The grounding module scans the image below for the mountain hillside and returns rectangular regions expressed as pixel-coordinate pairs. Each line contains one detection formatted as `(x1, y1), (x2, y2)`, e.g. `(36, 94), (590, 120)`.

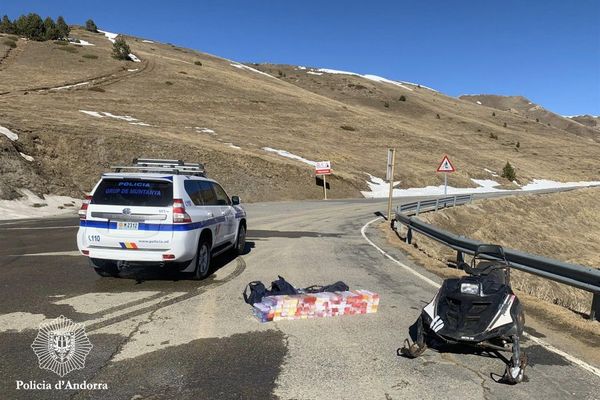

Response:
(567, 115), (600, 131)
(1, 27), (599, 202)
(459, 94), (599, 140)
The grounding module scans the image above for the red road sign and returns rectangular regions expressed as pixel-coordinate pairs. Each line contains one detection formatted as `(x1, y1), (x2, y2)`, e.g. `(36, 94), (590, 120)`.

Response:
(436, 155), (456, 173)
(315, 161), (332, 175)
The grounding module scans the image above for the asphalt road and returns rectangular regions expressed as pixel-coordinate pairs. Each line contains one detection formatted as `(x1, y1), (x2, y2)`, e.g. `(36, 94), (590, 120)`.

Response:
(1, 195), (599, 399)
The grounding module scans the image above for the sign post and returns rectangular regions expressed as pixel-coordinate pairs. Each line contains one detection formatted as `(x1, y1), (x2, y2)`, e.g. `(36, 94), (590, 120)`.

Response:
(386, 148), (396, 221)
(315, 161), (332, 200)
(436, 155), (456, 195)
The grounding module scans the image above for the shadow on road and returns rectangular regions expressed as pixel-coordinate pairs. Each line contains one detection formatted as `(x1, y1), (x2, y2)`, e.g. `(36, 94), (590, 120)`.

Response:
(247, 229), (342, 239)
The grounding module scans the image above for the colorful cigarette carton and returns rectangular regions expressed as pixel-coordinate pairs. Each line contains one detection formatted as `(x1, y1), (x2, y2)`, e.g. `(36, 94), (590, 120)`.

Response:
(252, 290), (380, 322)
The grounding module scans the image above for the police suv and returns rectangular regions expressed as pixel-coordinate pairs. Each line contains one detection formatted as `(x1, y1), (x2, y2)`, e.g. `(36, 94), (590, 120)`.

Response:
(77, 158), (247, 279)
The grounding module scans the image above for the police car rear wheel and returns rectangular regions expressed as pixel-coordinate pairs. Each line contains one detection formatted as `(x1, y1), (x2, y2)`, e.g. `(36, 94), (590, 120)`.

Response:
(194, 240), (211, 280)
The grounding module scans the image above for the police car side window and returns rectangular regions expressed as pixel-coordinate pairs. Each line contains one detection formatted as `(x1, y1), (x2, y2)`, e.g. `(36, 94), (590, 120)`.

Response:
(197, 181), (219, 206)
(184, 180), (204, 206)
(212, 183), (231, 206)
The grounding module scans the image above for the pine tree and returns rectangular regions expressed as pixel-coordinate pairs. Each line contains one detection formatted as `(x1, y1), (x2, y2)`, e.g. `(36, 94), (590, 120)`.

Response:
(0, 15), (14, 34)
(85, 19), (98, 32)
(43, 17), (59, 41)
(501, 162), (516, 181)
(56, 16), (69, 39)
(15, 13), (45, 41)
(112, 36), (131, 60)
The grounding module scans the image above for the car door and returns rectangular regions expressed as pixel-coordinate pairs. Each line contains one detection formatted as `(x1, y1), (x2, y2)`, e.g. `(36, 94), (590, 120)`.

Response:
(211, 182), (236, 243)
(195, 180), (227, 245)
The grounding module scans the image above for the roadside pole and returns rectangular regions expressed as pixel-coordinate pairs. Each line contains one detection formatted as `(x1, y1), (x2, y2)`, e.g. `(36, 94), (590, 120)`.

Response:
(386, 148), (396, 221)
(323, 174), (327, 200)
(444, 172), (448, 195)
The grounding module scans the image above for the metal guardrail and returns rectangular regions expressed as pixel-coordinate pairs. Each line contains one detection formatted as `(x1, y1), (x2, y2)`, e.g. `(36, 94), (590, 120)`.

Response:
(396, 194), (473, 215)
(393, 196), (600, 322)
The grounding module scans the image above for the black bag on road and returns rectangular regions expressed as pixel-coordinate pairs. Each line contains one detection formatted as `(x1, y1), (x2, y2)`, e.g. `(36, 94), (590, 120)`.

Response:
(243, 276), (349, 305)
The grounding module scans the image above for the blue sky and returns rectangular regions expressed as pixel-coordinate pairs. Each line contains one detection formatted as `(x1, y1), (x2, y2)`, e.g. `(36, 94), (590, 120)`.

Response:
(4, 1), (599, 115)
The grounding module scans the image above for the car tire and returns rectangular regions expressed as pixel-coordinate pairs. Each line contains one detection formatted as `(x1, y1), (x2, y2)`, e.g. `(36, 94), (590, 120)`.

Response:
(194, 239), (211, 280)
(234, 224), (246, 255)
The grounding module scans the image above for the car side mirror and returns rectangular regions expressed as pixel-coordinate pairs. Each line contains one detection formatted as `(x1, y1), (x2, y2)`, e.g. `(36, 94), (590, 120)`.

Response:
(231, 196), (240, 205)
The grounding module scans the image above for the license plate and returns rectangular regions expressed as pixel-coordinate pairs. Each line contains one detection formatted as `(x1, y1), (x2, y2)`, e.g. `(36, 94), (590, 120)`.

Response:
(117, 221), (139, 230)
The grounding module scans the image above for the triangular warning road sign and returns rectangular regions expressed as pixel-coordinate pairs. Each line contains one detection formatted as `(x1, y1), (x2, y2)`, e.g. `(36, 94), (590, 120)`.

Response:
(436, 155), (456, 172)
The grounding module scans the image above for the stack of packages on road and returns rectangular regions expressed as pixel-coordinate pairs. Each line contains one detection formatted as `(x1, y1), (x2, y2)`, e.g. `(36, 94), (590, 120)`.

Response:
(252, 290), (379, 322)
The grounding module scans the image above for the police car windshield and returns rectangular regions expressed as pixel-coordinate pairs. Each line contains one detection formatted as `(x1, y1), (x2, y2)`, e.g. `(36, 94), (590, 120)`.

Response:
(92, 179), (173, 207)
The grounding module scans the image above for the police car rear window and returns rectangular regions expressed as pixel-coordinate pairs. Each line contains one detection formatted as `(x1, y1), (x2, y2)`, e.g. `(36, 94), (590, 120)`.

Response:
(92, 179), (173, 207)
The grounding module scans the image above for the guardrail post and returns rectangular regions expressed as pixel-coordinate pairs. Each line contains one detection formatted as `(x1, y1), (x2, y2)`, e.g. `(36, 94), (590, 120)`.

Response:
(591, 293), (600, 322)
(435, 199), (439, 211)
(453, 196), (457, 207)
(415, 201), (421, 216)
(469, 194), (473, 203)
(406, 227), (412, 244)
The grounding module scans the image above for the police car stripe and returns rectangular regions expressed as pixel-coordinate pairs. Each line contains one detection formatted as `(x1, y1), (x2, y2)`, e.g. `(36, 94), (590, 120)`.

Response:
(80, 217), (226, 232)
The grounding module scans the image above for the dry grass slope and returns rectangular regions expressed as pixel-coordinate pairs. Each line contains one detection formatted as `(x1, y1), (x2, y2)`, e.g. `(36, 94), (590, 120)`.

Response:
(1, 28), (599, 202)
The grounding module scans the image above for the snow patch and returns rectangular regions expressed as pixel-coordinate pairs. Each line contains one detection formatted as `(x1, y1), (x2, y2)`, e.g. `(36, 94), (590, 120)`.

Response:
(226, 143), (241, 150)
(315, 68), (438, 91)
(98, 29), (118, 43)
(80, 110), (150, 126)
(79, 110), (103, 118)
(128, 53), (141, 63)
(230, 63), (276, 79)
(0, 126), (18, 141)
(262, 147), (317, 167)
(398, 81), (438, 92)
(483, 168), (499, 177)
(361, 175), (600, 198)
(101, 112), (138, 122)
(362, 74), (413, 91)
(51, 82), (90, 91)
(127, 68), (139, 72)
(142, 40), (154, 43)
(476, 101), (482, 105)
(0, 189), (81, 220)
(317, 68), (359, 75)
(195, 127), (216, 135)
(307, 71), (323, 75)
(297, 66), (307, 70)
(70, 39), (94, 46)
(19, 152), (34, 162)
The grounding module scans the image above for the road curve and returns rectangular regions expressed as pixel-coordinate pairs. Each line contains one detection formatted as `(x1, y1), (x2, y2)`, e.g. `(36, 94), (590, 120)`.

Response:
(0, 196), (598, 400)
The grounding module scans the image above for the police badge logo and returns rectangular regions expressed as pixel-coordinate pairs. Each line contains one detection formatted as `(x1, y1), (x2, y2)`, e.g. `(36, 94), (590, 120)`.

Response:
(31, 315), (93, 377)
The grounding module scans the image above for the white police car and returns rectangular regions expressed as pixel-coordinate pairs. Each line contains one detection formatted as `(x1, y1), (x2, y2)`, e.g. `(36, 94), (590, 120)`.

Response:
(77, 158), (247, 279)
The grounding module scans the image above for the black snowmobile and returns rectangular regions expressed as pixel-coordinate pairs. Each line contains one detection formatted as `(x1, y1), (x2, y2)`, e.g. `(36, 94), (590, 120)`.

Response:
(400, 244), (527, 384)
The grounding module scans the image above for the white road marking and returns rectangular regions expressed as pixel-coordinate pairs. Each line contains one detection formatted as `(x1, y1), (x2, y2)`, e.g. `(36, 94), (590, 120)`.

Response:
(361, 216), (600, 378)
(361, 217), (440, 288)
